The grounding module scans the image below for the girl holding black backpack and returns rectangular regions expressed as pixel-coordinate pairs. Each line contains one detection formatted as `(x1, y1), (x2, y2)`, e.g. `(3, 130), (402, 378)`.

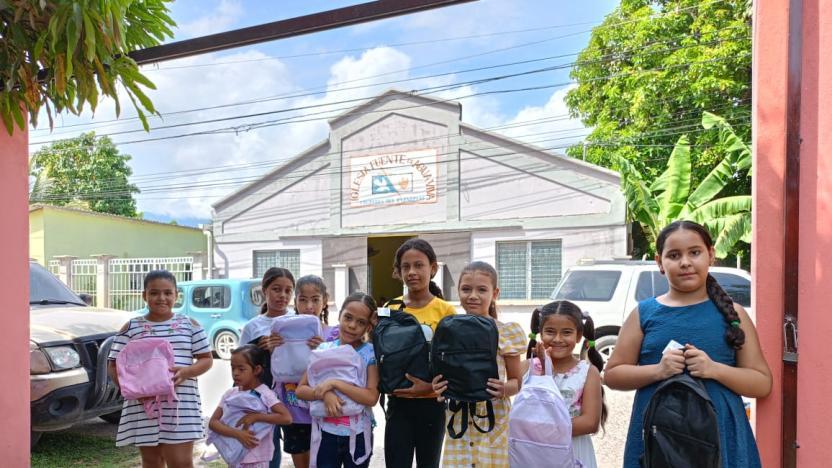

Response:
(431, 261), (526, 468)
(604, 221), (771, 468)
(381, 239), (456, 468)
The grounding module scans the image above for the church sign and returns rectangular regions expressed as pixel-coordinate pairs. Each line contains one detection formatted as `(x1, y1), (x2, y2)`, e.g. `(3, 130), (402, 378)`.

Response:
(349, 148), (438, 207)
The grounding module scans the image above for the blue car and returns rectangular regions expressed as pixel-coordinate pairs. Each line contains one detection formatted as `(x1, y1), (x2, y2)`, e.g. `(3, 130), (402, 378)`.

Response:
(138, 279), (264, 359)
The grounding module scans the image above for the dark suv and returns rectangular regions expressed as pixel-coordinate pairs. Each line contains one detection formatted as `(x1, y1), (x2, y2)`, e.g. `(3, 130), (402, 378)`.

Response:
(29, 261), (130, 445)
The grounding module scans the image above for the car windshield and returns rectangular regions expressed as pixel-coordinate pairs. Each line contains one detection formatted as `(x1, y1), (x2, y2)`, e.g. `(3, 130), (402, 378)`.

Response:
(29, 263), (86, 306)
(553, 270), (621, 301)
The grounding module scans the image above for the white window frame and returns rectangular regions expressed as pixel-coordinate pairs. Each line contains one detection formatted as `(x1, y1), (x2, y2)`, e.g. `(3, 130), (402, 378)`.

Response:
(252, 249), (301, 279)
(496, 239), (562, 300)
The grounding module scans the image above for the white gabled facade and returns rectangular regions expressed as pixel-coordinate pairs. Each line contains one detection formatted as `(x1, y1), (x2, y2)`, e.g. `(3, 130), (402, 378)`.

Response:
(212, 90), (627, 305)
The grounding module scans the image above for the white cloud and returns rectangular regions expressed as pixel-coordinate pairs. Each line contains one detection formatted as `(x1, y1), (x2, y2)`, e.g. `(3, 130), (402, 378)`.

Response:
(175, 0), (244, 39)
(27, 41), (586, 221)
(495, 85), (587, 153)
(133, 47), (416, 219)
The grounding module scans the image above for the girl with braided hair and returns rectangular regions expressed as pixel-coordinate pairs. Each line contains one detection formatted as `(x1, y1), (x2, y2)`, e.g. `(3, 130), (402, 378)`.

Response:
(605, 220), (771, 468)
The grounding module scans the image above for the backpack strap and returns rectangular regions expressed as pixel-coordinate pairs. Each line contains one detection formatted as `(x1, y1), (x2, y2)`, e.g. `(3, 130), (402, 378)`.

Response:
(385, 299), (407, 312)
(347, 412), (372, 465)
(445, 400), (469, 439)
(379, 393), (387, 417)
(470, 400), (496, 434)
(310, 417), (322, 468)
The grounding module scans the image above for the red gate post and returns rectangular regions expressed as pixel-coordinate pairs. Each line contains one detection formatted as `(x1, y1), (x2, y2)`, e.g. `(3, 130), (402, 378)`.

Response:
(0, 123), (31, 465)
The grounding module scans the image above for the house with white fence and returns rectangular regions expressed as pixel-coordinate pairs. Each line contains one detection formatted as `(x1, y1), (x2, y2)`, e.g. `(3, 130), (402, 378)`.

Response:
(31, 204), (209, 309)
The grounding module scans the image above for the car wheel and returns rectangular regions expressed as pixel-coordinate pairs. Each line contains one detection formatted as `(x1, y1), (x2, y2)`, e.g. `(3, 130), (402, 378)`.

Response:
(595, 334), (618, 365)
(100, 410), (122, 424)
(31, 431), (42, 447)
(214, 331), (238, 360)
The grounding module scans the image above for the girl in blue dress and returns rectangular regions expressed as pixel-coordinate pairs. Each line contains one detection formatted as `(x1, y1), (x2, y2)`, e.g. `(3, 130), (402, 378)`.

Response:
(604, 220), (772, 467)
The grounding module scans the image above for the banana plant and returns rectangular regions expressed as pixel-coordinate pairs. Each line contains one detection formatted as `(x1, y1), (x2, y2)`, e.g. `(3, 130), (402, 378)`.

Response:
(618, 112), (751, 258)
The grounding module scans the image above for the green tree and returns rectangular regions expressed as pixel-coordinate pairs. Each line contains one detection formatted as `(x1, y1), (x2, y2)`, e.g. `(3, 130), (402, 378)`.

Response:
(619, 112), (751, 258)
(565, 0), (751, 192)
(30, 132), (140, 217)
(0, 0), (175, 133)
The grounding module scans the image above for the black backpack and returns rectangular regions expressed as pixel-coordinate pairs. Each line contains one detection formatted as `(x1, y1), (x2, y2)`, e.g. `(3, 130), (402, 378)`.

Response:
(431, 314), (499, 439)
(642, 373), (722, 468)
(372, 300), (432, 394)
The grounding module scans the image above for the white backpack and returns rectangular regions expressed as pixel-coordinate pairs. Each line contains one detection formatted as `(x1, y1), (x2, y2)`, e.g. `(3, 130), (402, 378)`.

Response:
(271, 315), (322, 383)
(306, 344), (372, 468)
(205, 391), (272, 466)
(508, 356), (581, 468)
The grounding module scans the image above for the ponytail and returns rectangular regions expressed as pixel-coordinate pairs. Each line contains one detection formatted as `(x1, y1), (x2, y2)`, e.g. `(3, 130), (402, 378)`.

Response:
(526, 308), (542, 359)
(321, 303), (329, 325)
(428, 280), (444, 300)
(582, 312), (608, 430)
(488, 301), (498, 320)
(581, 313), (604, 373)
(706, 274), (745, 350)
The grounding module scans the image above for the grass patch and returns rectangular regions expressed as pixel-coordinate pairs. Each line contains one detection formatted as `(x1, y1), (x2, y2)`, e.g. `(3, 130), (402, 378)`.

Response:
(32, 432), (139, 468)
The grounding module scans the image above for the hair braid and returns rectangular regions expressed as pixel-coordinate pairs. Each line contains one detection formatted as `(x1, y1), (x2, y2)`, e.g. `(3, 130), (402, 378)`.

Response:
(706, 274), (745, 349)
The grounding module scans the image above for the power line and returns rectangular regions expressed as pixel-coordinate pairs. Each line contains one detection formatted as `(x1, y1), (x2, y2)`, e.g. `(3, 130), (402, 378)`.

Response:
(31, 0), (740, 135)
(30, 99), (750, 193)
(31, 28), (747, 142)
(30, 110), (750, 203)
(105, 53), (750, 147)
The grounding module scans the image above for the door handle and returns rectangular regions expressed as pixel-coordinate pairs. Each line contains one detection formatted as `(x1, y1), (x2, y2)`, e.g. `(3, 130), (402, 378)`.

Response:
(210, 314), (221, 319)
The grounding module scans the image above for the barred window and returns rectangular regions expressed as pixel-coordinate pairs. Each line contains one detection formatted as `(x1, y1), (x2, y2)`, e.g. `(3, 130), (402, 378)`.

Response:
(253, 250), (301, 279)
(496, 240), (563, 300)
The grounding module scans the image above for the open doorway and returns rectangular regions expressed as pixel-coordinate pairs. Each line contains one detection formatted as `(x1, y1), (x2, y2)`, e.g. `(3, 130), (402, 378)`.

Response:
(367, 235), (414, 305)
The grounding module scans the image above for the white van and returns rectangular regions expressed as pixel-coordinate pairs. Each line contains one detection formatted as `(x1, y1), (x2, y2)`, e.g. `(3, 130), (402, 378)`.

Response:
(548, 260), (752, 363)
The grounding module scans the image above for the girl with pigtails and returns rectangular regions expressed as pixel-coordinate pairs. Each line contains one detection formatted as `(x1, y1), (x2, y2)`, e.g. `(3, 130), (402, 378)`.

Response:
(523, 301), (607, 468)
(604, 220), (771, 468)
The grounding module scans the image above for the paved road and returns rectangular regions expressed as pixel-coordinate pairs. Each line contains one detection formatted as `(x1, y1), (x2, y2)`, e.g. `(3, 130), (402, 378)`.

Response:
(196, 362), (389, 467)
(67, 353), (635, 468)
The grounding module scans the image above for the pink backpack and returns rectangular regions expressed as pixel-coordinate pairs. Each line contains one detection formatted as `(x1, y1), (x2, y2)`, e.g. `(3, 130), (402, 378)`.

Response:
(306, 344), (372, 468)
(508, 356), (581, 467)
(116, 332), (178, 423)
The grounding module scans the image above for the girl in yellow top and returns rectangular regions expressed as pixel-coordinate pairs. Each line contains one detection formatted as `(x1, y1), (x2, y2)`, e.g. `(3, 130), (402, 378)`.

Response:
(384, 238), (455, 468)
(432, 261), (526, 468)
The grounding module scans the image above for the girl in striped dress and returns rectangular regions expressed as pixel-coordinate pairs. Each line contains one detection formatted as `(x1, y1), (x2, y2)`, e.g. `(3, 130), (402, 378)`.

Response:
(107, 270), (213, 467)
(432, 261), (526, 468)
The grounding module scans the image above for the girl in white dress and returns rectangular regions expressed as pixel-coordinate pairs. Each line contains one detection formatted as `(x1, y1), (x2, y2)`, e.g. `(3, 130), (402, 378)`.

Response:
(523, 301), (607, 468)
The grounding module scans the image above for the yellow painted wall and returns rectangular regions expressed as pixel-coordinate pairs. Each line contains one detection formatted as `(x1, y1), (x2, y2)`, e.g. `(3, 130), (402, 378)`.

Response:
(29, 209), (45, 264)
(30, 206), (205, 264)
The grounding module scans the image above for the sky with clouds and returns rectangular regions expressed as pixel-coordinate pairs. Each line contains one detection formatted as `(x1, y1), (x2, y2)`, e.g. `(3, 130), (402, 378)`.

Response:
(28, 0), (619, 224)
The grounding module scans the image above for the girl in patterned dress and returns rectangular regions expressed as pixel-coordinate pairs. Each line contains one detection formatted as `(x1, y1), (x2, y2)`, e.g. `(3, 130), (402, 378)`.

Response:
(523, 301), (607, 468)
(107, 270), (214, 468)
(432, 261), (526, 468)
